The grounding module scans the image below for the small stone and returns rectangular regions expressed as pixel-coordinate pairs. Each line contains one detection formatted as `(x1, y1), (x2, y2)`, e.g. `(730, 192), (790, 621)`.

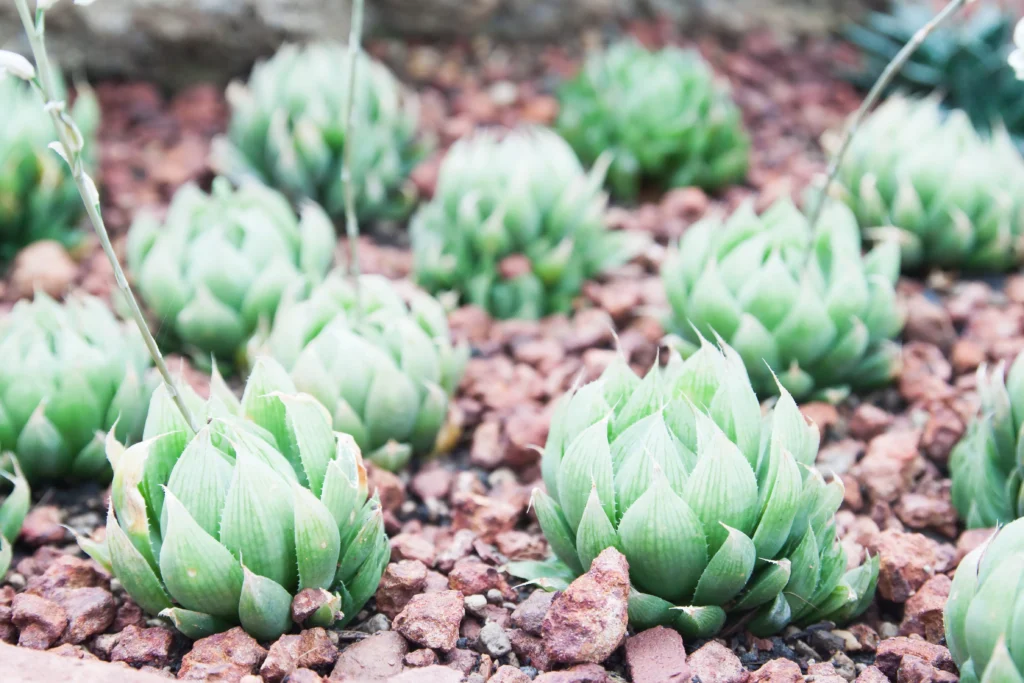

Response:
(448, 558), (516, 600)
(490, 665), (532, 683)
(366, 464), (405, 513)
(852, 431), (924, 503)
(848, 404), (894, 441)
(495, 531), (547, 560)
(56, 587), (115, 644)
(542, 548), (629, 665)
(625, 626), (690, 683)
(750, 659), (801, 682)
(111, 624), (175, 668)
(478, 622), (511, 657)
(260, 628), (337, 683)
(12, 593), (68, 649)
(292, 588), (336, 626)
(178, 627), (268, 680)
(283, 670), (324, 683)
(355, 613), (392, 634)
(25, 555), (108, 598)
(904, 294), (955, 350)
(855, 666), (889, 683)
(393, 590), (465, 651)
(866, 530), (952, 603)
(411, 464), (456, 501)
(10, 241), (77, 299)
(508, 628), (550, 672)
(534, 663), (609, 683)
(405, 649), (439, 667)
(329, 630), (407, 681)
(954, 528), (994, 567)
(389, 665), (466, 683)
(18, 506), (68, 547)
(464, 594), (488, 617)
(849, 624), (880, 652)
(686, 641), (746, 683)
(874, 637), (956, 679)
(511, 590), (554, 636)
(897, 654), (958, 683)
(377, 560), (428, 620)
(47, 643), (99, 660)
(900, 574), (951, 643)
(391, 534), (437, 567)
(445, 648), (479, 675)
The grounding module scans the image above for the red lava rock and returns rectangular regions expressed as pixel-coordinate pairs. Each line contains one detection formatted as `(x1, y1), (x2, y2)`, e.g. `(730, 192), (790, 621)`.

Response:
(849, 624), (881, 653)
(511, 590), (554, 636)
(12, 593), (68, 649)
(848, 404), (895, 441)
(625, 626), (691, 683)
(411, 464), (456, 501)
(807, 662), (846, 683)
(389, 664), (465, 683)
(950, 339), (986, 375)
(817, 438), (863, 475)
(404, 648), (439, 667)
(393, 589), (465, 651)
(450, 492), (521, 542)
(852, 431), (925, 503)
(25, 555), (108, 598)
(282, 670), (324, 683)
(377, 560), (429, 620)
(112, 599), (147, 631)
(750, 658), (801, 682)
(57, 587), (116, 644)
(855, 666), (889, 683)
(178, 627), (267, 681)
(48, 642), (100, 660)
(534, 663), (610, 683)
(444, 647), (479, 676)
(686, 641), (747, 683)
(110, 624), (175, 668)
(508, 628), (551, 671)
(390, 533), (437, 567)
(329, 630), (407, 681)
(894, 492), (958, 538)
(896, 655), (959, 682)
(495, 530), (547, 560)
(366, 464), (405, 514)
(900, 575), (952, 643)
(503, 407), (550, 468)
(491, 665), (533, 683)
(448, 557), (517, 600)
(292, 588), (336, 626)
(18, 506), (68, 546)
(471, 420), (505, 469)
(435, 529), (477, 574)
(801, 402), (839, 438)
(954, 527), (995, 568)
(866, 530), (954, 602)
(9, 241), (77, 299)
(874, 637), (957, 679)
(919, 405), (966, 466)
(260, 628), (337, 683)
(904, 294), (956, 350)
(542, 548), (629, 665)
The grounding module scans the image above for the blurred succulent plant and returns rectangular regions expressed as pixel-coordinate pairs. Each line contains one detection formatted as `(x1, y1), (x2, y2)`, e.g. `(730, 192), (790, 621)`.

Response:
(411, 127), (637, 319)
(0, 73), (99, 260)
(0, 456), (30, 578)
(126, 177), (335, 363)
(211, 42), (424, 222)
(662, 198), (903, 401)
(845, 2), (1024, 143)
(0, 293), (156, 483)
(831, 95), (1024, 272)
(950, 355), (1024, 528)
(1011, 17), (1024, 78)
(513, 341), (878, 638)
(945, 518), (1024, 683)
(556, 40), (749, 201)
(250, 272), (468, 471)
(80, 358), (389, 640)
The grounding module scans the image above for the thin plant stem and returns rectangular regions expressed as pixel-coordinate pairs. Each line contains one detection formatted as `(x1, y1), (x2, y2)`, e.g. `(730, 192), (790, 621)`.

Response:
(13, 0), (200, 434)
(342, 0), (365, 318)
(807, 0), (969, 231)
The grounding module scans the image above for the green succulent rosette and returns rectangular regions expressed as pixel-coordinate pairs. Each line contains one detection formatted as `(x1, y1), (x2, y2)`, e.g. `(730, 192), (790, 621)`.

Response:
(950, 355), (1024, 528)
(0, 293), (156, 483)
(0, 74), (99, 260)
(556, 40), (749, 201)
(514, 340), (879, 638)
(250, 272), (469, 472)
(411, 127), (636, 319)
(832, 95), (1024, 272)
(662, 198), (904, 401)
(126, 177), (335, 363)
(212, 42), (424, 222)
(945, 519), (1024, 683)
(0, 455), (30, 578)
(79, 358), (389, 641)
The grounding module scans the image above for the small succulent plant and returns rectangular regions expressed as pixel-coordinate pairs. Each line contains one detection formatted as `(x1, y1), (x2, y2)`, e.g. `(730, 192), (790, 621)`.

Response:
(212, 42), (424, 222)
(662, 198), (904, 400)
(0, 74), (99, 260)
(950, 355), (1024, 528)
(945, 518), (1024, 683)
(831, 94), (1024, 272)
(80, 358), (390, 641)
(0, 293), (156, 483)
(0, 456), (30, 578)
(250, 272), (469, 471)
(516, 340), (879, 638)
(556, 40), (749, 201)
(126, 177), (335, 363)
(411, 127), (636, 319)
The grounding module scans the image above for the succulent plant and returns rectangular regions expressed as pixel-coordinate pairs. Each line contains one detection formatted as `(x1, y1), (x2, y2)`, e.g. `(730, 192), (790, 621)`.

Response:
(0, 456), (30, 578)
(945, 518), (1024, 683)
(126, 177), (335, 363)
(411, 127), (636, 319)
(79, 358), (390, 641)
(516, 340), (879, 638)
(0, 73), (99, 260)
(831, 94), (1024, 272)
(250, 271), (469, 471)
(556, 40), (750, 201)
(212, 42), (424, 222)
(661, 198), (904, 401)
(0, 293), (156, 483)
(845, 2), (1024, 143)
(950, 355), (1024, 528)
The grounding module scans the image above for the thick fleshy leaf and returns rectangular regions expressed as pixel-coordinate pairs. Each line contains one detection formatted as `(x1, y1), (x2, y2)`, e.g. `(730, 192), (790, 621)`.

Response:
(980, 639), (1024, 683)
(0, 460), (30, 542)
(532, 489), (584, 575)
(160, 608), (234, 639)
(280, 392), (335, 496)
(557, 418), (615, 532)
(751, 448), (802, 560)
(575, 487), (621, 572)
(293, 483), (342, 591)
(733, 559), (792, 611)
(627, 588), (677, 631)
(164, 427), (233, 538)
(238, 566), (294, 641)
(672, 605), (727, 639)
(104, 507), (173, 616)
(965, 550), (1024, 677)
(748, 592), (793, 637)
(692, 525), (756, 606)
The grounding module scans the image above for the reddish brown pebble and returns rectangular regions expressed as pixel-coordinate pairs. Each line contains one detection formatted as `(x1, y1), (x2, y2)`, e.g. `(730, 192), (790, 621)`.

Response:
(848, 404), (894, 441)
(329, 630), (407, 681)
(874, 637), (956, 679)
(292, 588), (335, 626)
(110, 624), (175, 669)
(178, 627), (267, 680)
(393, 590), (465, 651)
(900, 575), (952, 643)
(404, 649), (439, 667)
(18, 506), (68, 547)
(855, 666), (890, 682)
(491, 665), (532, 683)
(750, 658), (801, 682)
(866, 530), (953, 603)
(260, 628), (337, 683)
(534, 663), (610, 682)
(448, 557), (516, 600)
(11, 593), (68, 650)
(897, 654), (959, 682)
(57, 587), (116, 644)
(376, 560), (429, 620)
(625, 626), (690, 683)
(852, 431), (924, 503)
(389, 665), (465, 683)
(510, 590), (554, 636)
(390, 533), (437, 567)
(686, 641), (747, 683)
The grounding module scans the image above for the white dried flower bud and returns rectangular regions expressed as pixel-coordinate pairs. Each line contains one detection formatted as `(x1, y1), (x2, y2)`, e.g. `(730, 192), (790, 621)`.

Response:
(0, 51), (36, 81)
